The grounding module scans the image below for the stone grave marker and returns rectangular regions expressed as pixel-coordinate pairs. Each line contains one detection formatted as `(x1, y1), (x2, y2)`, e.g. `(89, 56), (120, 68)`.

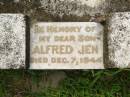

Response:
(0, 14), (26, 69)
(108, 12), (130, 68)
(30, 22), (104, 69)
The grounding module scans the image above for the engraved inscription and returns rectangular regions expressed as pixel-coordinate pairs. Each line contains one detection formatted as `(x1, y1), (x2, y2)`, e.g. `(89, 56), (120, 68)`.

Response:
(30, 22), (104, 69)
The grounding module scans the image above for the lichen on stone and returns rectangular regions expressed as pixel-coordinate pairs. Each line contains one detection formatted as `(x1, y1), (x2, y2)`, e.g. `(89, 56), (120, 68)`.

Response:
(108, 12), (130, 68)
(40, 0), (110, 18)
(0, 14), (26, 69)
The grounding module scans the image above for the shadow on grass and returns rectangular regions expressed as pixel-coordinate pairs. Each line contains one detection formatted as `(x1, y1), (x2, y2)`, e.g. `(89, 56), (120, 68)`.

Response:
(0, 69), (130, 97)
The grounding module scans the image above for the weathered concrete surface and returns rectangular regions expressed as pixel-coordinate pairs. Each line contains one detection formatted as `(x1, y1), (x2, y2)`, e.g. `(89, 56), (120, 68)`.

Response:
(108, 12), (130, 68)
(109, 0), (130, 12)
(0, 1), (130, 69)
(0, 14), (26, 69)
(40, 0), (109, 17)
(0, 0), (130, 22)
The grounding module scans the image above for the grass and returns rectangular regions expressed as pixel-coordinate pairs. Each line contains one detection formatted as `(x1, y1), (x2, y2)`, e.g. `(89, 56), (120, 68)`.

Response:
(0, 69), (130, 97)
